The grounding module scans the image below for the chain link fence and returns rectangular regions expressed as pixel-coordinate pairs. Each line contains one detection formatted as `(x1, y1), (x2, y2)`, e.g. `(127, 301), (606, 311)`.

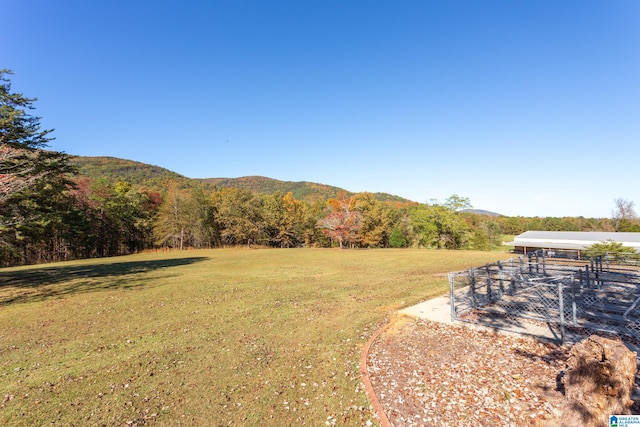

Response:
(449, 251), (640, 348)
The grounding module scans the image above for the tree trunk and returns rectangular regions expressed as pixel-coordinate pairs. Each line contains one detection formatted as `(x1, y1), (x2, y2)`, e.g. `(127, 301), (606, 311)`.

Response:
(561, 335), (637, 427)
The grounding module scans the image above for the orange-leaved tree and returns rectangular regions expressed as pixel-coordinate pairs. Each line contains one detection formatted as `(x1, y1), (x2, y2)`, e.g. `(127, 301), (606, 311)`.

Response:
(316, 191), (362, 249)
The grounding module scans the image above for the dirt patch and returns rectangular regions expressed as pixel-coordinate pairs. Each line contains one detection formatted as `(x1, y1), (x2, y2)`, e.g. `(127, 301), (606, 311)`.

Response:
(366, 318), (571, 426)
(382, 316), (414, 337)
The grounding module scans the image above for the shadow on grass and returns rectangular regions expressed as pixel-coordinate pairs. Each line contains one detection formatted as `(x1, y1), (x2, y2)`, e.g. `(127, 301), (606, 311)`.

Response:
(0, 257), (208, 305)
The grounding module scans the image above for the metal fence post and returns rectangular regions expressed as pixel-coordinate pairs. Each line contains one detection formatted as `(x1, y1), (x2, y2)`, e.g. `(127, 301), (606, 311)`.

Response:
(519, 255), (524, 275)
(498, 260), (505, 294)
(448, 272), (456, 322)
(577, 269), (582, 287)
(486, 264), (493, 303)
(509, 272), (516, 295)
(585, 265), (590, 288)
(558, 281), (566, 344)
(470, 268), (477, 308)
(570, 274), (577, 327)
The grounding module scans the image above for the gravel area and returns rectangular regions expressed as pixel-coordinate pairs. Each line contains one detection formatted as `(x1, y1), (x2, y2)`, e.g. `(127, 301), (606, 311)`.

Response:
(366, 317), (570, 426)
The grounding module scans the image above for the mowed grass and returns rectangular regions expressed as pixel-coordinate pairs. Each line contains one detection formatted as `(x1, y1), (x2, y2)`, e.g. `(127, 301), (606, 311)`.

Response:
(0, 248), (511, 426)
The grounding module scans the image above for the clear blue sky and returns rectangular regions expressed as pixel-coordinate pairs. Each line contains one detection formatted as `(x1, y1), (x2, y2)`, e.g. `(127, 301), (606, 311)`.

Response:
(3, 0), (639, 218)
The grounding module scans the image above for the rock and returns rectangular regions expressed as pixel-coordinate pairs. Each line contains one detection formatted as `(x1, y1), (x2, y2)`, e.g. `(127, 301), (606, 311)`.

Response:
(559, 335), (637, 427)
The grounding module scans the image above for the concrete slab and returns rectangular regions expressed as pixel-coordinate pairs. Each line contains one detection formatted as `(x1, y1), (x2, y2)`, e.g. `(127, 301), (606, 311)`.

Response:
(399, 295), (453, 323)
(399, 295), (640, 356)
(399, 294), (573, 343)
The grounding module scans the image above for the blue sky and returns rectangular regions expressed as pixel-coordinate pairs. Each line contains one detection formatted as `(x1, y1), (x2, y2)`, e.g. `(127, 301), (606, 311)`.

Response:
(3, 0), (639, 218)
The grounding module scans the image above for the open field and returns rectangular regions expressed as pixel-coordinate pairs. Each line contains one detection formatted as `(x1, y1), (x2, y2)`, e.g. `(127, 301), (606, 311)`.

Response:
(0, 248), (511, 426)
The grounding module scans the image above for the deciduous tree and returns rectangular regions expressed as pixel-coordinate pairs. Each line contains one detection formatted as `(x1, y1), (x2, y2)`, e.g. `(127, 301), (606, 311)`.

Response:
(410, 196), (471, 249)
(353, 192), (397, 248)
(612, 198), (640, 232)
(317, 192), (362, 249)
(388, 226), (408, 248)
(213, 187), (263, 247)
(262, 192), (307, 247)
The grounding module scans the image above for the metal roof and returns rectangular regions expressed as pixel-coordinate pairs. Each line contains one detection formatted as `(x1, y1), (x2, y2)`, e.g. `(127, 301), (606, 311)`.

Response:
(506, 231), (640, 251)
(504, 241), (599, 250)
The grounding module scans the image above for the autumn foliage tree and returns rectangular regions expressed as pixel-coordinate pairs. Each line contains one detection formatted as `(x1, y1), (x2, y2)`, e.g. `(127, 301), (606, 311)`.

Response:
(153, 182), (188, 250)
(353, 192), (399, 248)
(261, 192), (308, 247)
(316, 192), (362, 248)
(213, 187), (263, 247)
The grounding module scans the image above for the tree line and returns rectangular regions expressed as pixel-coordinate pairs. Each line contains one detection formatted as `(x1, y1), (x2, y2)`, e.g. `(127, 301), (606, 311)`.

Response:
(2, 69), (638, 266)
(2, 169), (633, 266)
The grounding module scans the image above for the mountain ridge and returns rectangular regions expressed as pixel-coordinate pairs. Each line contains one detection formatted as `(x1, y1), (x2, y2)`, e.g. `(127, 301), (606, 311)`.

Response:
(460, 208), (503, 217)
(70, 156), (413, 204)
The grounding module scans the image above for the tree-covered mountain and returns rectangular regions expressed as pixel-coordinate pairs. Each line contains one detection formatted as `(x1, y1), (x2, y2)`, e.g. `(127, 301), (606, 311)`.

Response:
(70, 156), (191, 189)
(197, 176), (346, 203)
(198, 176), (409, 204)
(71, 156), (412, 204)
(460, 209), (503, 217)
(4, 154), (623, 267)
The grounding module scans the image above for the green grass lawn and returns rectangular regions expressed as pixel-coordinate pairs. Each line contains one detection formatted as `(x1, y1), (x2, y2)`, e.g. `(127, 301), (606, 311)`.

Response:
(0, 248), (510, 426)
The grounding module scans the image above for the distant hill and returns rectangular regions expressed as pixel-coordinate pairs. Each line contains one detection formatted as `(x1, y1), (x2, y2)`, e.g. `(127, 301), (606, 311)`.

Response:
(460, 209), (503, 217)
(197, 176), (344, 203)
(70, 156), (191, 189)
(70, 156), (413, 204)
(198, 176), (410, 204)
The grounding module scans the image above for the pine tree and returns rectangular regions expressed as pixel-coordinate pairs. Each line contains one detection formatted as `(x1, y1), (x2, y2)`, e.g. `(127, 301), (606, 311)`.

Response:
(0, 69), (75, 202)
(0, 70), (76, 264)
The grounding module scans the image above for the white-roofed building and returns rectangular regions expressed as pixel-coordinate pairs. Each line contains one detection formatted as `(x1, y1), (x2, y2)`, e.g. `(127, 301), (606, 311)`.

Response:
(504, 231), (640, 257)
